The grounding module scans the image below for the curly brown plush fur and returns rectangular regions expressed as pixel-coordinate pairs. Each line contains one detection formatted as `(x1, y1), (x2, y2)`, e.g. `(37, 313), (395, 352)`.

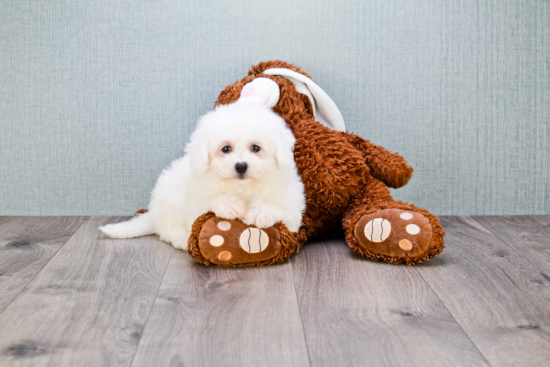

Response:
(185, 60), (445, 266)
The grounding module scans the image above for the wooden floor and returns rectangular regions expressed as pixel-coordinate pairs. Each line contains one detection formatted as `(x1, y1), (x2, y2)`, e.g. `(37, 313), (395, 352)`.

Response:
(0, 216), (549, 367)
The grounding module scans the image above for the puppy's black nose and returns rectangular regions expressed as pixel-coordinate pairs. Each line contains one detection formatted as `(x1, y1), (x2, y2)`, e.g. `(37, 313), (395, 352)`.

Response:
(235, 162), (248, 174)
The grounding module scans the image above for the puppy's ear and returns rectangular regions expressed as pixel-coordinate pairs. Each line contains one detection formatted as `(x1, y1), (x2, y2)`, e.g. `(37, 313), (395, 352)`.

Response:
(185, 129), (210, 172)
(275, 128), (296, 169)
(188, 145), (209, 172)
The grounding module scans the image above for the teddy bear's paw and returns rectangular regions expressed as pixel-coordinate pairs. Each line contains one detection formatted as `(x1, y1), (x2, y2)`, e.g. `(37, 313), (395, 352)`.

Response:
(197, 217), (282, 266)
(354, 209), (433, 260)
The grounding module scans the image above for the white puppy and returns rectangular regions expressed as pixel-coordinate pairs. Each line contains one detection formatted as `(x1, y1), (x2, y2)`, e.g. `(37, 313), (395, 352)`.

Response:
(99, 101), (305, 250)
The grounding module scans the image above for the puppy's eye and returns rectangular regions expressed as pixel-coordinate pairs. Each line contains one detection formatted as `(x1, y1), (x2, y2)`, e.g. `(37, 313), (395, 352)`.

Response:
(251, 145), (261, 153)
(221, 146), (232, 153)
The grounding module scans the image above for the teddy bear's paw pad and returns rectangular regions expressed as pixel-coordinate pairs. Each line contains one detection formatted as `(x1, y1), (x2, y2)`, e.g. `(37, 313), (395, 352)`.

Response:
(354, 209), (432, 258)
(198, 217), (282, 265)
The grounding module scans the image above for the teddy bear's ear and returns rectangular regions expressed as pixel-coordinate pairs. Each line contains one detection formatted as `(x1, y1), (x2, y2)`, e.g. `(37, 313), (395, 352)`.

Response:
(238, 78), (280, 108)
(263, 68), (346, 132)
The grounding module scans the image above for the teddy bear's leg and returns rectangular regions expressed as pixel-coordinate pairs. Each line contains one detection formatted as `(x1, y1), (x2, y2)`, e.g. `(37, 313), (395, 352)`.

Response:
(187, 212), (304, 266)
(342, 178), (445, 264)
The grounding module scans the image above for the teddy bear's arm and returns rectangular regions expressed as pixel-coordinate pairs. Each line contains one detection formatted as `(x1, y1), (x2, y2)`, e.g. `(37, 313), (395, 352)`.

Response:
(343, 133), (413, 188)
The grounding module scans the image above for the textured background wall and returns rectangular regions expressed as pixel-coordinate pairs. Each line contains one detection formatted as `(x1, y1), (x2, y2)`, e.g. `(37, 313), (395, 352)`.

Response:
(1, 0), (549, 216)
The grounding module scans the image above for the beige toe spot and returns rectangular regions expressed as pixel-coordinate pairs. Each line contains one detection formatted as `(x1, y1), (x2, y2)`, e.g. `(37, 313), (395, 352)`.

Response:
(218, 251), (232, 261)
(210, 235), (224, 247)
(400, 212), (413, 220)
(406, 224), (420, 235)
(217, 221), (231, 231)
(399, 239), (413, 251)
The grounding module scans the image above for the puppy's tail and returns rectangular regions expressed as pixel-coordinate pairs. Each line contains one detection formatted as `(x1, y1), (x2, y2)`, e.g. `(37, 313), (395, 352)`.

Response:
(99, 212), (154, 239)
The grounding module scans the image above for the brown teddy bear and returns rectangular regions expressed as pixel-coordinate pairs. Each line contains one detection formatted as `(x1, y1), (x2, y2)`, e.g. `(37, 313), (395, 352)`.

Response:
(169, 60), (444, 266)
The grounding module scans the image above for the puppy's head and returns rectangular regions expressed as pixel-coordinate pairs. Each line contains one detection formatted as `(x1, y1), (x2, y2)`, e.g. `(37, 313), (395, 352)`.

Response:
(185, 102), (295, 182)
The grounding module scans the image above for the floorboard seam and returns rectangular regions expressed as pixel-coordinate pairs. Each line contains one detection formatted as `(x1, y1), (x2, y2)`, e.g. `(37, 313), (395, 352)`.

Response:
(0, 216), (89, 316)
(289, 256), (313, 367)
(414, 266), (492, 367)
(129, 250), (174, 367)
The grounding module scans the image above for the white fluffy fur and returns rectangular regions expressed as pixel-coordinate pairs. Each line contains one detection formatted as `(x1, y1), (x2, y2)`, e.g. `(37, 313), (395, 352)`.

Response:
(99, 102), (305, 250)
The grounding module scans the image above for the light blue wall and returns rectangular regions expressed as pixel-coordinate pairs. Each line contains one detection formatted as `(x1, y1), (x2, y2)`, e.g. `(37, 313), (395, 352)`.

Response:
(1, 0), (549, 216)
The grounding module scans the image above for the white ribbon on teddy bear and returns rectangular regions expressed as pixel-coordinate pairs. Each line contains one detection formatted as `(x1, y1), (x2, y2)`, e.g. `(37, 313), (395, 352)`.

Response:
(237, 68), (346, 132)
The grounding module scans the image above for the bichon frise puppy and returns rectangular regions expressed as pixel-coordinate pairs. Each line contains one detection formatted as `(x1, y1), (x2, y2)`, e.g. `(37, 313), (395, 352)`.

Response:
(99, 101), (305, 250)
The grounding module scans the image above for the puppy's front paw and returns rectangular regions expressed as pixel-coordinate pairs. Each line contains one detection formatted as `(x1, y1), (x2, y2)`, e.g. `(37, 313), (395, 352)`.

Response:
(244, 208), (277, 229)
(212, 201), (246, 220)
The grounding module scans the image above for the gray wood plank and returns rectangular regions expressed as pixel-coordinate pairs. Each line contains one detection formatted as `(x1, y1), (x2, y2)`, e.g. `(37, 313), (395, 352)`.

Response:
(131, 251), (310, 367)
(0, 217), (12, 225)
(290, 237), (488, 367)
(0, 216), (174, 367)
(528, 215), (550, 266)
(529, 215), (550, 228)
(417, 216), (550, 367)
(473, 215), (550, 274)
(0, 216), (87, 314)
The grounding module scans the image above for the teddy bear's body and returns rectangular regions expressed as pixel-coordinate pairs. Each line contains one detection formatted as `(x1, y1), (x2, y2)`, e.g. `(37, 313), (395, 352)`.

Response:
(183, 60), (445, 266)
